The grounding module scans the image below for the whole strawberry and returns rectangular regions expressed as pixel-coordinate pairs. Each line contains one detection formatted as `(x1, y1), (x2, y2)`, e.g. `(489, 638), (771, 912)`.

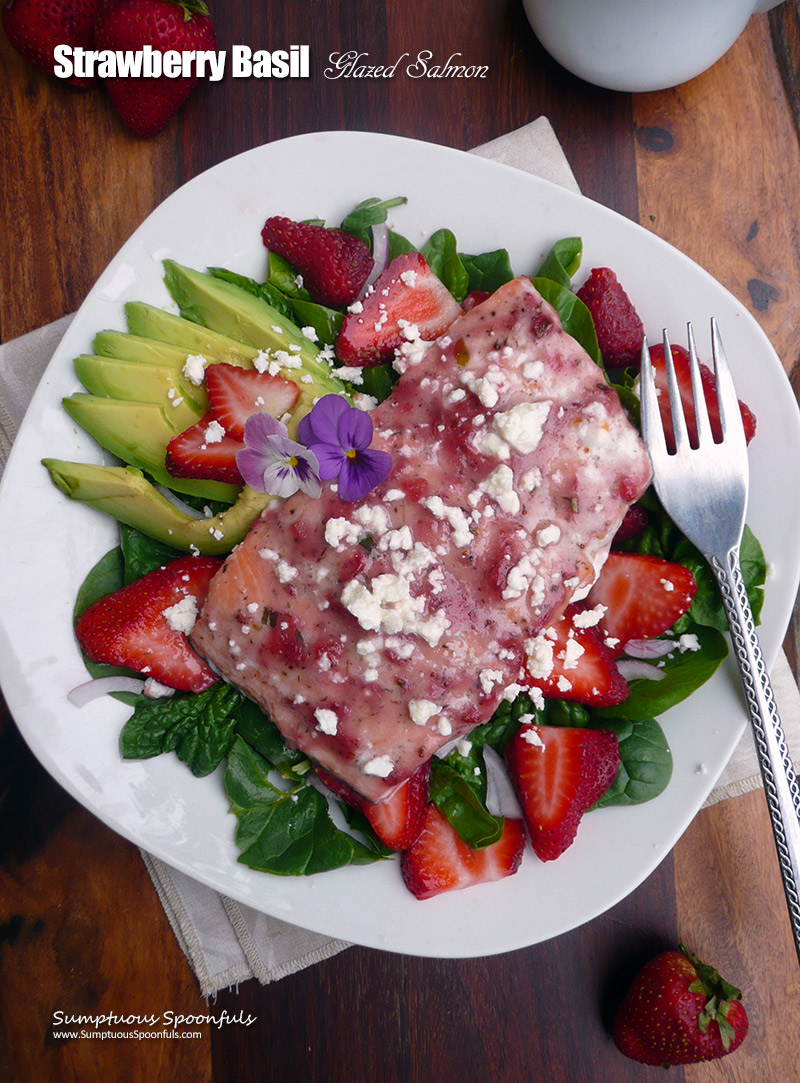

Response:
(261, 216), (374, 308)
(613, 944), (749, 1066)
(94, 0), (215, 137)
(577, 266), (644, 368)
(2, 0), (101, 87)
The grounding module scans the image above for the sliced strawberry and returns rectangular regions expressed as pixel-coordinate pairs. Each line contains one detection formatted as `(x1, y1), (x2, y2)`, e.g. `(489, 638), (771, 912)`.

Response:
(336, 252), (463, 367)
(576, 267), (644, 368)
(650, 343), (757, 450)
(316, 762), (430, 851)
(204, 363), (300, 441)
(505, 724), (619, 861)
(75, 555), (222, 693)
(522, 605), (629, 707)
(261, 216), (373, 307)
(585, 551), (697, 656)
(165, 411), (244, 485)
(400, 805), (525, 900)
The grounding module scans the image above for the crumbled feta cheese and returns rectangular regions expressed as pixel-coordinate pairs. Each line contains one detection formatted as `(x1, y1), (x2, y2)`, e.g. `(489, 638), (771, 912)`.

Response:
(162, 594), (198, 634)
(421, 496), (473, 548)
(525, 632), (555, 679)
(561, 637), (585, 670)
(493, 401), (551, 454)
(272, 559), (296, 584)
(361, 755), (394, 778)
(204, 420), (225, 444)
(479, 669), (504, 694)
(409, 699), (439, 726)
(536, 524), (561, 547)
(479, 465), (520, 515)
(182, 353), (208, 385)
(314, 707), (339, 735)
(143, 678), (175, 699)
(324, 517), (360, 549)
(571, 604), (606, 628)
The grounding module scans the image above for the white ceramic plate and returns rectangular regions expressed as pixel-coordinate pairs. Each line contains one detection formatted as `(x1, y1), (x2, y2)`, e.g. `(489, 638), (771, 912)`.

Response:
(2, 132), (799, 957)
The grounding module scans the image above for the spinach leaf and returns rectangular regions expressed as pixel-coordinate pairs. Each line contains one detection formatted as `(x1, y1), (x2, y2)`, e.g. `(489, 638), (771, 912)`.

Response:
(429, 759), (503, 848)
(459, 249), (515, 294)
(75, 546), (124, 619)
(340, 195), (408, 241)
(289, 297), (343, 346)
(208, 267), (295, 321)
(534, 237), (583, 287)
(225, 738), (380, 874)
(119, 524), (182, 584)
(234, 697), (310, 781)
(470, 691), (539, 752)
(387, 230), (417, 260)
(422, 229), (470, 303)
(593, 718), (673, 807)
(531, 277), (601, 364)
(120, 682), (242, 777)
(265, 252), (312, 299)
(351, 362), (399, 405)
(596, 625), (728, 722)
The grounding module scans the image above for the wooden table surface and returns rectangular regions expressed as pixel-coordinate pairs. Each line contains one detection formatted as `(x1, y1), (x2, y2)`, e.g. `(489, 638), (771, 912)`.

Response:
(2, 3), (800, 1079)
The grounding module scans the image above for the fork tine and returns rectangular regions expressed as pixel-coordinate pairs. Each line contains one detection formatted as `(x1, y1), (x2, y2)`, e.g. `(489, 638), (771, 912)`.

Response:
(710, 318), (747, 453)
(662, 328), (690, 452)
(639, 334), (665, 454)
(686, 322), (713, 447)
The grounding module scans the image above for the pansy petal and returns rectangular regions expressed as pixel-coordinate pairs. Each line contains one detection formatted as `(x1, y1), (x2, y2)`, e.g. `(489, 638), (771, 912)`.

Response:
(260, 460), (305, 498)
(337, 448), (393, 502)
(236, 446), (273, 491)
(337, 406), (373, 452)
(243, 411), (288, 446)
(301, 394), (351, 446)
(310, 441), (347, 480)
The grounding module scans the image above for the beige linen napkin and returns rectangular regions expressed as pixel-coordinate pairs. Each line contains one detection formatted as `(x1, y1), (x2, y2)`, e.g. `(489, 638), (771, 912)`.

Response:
(2, 116), (799, 997)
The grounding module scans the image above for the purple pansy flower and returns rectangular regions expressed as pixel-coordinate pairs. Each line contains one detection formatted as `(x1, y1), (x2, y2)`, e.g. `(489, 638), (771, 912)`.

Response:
(236, 413), (322, 499)
(297, 394), (392, 502)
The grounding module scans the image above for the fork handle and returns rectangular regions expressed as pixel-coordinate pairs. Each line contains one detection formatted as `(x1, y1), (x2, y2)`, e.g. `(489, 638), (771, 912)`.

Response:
(712, 549), (800, 964)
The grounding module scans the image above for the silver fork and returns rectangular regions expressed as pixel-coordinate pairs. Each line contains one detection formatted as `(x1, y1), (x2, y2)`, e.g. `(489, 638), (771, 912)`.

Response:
(640, 320), (800, 964)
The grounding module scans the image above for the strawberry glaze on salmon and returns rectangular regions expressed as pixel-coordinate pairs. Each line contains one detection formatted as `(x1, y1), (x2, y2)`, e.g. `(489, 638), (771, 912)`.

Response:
(191, 278), (652, 801)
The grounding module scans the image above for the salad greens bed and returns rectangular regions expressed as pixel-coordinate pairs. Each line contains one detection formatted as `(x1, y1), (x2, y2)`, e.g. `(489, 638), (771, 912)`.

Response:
(72, 197), (767, 877)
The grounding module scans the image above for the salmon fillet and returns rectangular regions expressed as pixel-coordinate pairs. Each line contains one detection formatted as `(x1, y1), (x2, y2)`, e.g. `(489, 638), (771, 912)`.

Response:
(192, 278), (652, 801)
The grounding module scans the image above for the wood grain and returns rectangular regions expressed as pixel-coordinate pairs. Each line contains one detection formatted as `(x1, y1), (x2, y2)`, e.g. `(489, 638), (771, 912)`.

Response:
(632, 14), (800, 377)
(0, 696), (211, 1083)
(210, 859), (681, 1083)
(2, 2), (800, 1079)
(0, 35), (178, 340)
(679, 790), (800, 1082)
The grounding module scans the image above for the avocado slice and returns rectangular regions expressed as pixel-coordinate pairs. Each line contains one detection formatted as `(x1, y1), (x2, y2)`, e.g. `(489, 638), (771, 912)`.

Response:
(161, 261), (342, 392)
(125, 303), (262, 367)
(43, 460), (270, 554)
(62, 394), (239, 504)
(73, 356), (207, 419)
(93, 330), (198, 368)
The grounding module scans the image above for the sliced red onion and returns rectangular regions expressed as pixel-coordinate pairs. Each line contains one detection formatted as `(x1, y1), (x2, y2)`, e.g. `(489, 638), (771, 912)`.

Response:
(361, 223), (390, 295)
(483, 746), (523, 819)
(68, 675), (146, 707)
(616, 659), (667, 683)
(622, 638), (676, 660)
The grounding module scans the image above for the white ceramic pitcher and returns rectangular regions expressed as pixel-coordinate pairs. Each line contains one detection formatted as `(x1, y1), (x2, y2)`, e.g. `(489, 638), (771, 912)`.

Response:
(522, 0), (785, 92)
